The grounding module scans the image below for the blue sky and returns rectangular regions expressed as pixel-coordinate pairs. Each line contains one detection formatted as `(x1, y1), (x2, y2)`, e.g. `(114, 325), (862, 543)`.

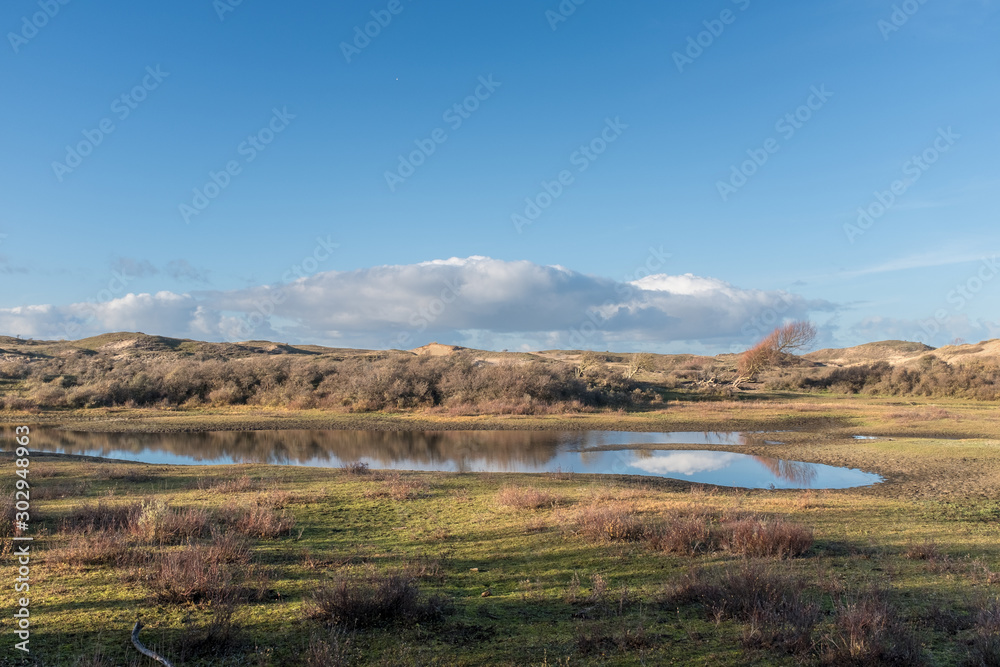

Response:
(1, 0), (997, 352)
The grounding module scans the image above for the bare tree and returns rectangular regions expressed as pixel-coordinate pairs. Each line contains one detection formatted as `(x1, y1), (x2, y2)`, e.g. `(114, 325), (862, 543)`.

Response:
(732, 321), (817, 388)
(623, 352), (653, 379)
(575, 351), (604, 378)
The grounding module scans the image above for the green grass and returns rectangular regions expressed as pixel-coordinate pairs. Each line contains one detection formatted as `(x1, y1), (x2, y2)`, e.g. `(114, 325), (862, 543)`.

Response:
(5, 442), (1000, 665)
(2, 392), (999, 665)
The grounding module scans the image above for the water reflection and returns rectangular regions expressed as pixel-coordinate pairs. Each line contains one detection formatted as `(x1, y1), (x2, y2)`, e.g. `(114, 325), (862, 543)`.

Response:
(23, 429), (880, 489)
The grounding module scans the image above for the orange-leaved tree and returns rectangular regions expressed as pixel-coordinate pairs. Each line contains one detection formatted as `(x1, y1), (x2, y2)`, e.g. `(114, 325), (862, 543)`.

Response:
(732, 321), (817, 388)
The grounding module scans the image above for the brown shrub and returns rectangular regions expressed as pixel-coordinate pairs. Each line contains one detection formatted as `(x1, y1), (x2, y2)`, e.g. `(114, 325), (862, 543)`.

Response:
(966, 599), (1000, 667)
(720, 515), (813, 558)
(662, 561), (819, 655)
(49, 532), (133, 567)
(61, 499), (145, 534)
(223, 503), (296, 539)
(143, 544), (269, 605)
(339, 461), (370, 475)
(648, 511), (718, 555)
(903, 540), (942, 561)
(575, 505), (648, 542)
(306, 572), (450, 629)
(821, 587), (925, 666)
(305, 628), (357, 667)
(495, 485), (559, 510)
(133, 501), (211, 543)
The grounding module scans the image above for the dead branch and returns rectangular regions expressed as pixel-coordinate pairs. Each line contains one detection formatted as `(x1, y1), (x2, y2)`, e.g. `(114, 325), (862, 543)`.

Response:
(131, 621), (175, 667)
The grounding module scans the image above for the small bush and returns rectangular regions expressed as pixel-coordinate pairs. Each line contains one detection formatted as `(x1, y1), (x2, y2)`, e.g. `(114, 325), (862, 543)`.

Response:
(904, 540), (942, 561)
(496, 485), (558, 510)
(223, 504), (296, 539)
(305, 628), (357, 667)
(51, 532), (132, 567)
(648, 512), (718, 555)
(575, 505), (647, 542)
(143, 544), (269, 605)
(966, 599), (1000, 667)
(133, 501), (211, 543)
(721, 515), (813, 558)
(662, 561), (819, 656)
(340, 461), (370, 475)
(61, 500), (144, 534)
(822, 587), (926, 666)
(306, 572), (449, 629)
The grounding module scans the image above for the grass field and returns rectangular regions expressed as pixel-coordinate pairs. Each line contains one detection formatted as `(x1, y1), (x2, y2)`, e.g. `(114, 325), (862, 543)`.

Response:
(2, 393), (999, 665)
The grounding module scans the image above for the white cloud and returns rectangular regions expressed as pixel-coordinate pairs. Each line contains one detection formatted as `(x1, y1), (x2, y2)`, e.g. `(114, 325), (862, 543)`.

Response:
(0, 256), (831, 351)
(629, 452), (739, 476)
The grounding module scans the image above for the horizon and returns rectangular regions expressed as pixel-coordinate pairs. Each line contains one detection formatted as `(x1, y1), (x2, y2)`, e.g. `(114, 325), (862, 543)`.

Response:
(2, 1), (998, 353)
(0, 329), (967, 358)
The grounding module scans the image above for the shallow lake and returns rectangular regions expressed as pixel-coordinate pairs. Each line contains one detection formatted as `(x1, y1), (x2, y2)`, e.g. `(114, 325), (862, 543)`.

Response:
(24, 429), (882, 490)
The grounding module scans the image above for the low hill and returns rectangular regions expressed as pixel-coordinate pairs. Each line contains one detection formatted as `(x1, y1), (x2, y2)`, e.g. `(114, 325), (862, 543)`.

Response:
(805, 340), (935, 367)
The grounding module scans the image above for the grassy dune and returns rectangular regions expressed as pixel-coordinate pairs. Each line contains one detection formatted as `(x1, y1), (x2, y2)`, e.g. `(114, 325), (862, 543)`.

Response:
(2, 395), (999, 665)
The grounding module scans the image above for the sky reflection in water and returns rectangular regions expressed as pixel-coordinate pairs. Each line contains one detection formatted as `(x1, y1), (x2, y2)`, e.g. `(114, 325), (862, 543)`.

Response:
(23, 429), (881, 489)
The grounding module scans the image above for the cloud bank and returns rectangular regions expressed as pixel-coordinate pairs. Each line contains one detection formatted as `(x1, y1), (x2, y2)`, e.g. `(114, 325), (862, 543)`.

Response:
(0, 256), (831, 351)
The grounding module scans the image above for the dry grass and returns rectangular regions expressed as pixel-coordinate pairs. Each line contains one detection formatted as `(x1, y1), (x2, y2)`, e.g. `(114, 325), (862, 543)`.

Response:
(32, 481), (90, 500)
(199, 474), (260, 493)
(495, 485), (559, 510)
(0, 494), (15, 538)
(93, 464), (157, 483)
(362, 474), (430, 501)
